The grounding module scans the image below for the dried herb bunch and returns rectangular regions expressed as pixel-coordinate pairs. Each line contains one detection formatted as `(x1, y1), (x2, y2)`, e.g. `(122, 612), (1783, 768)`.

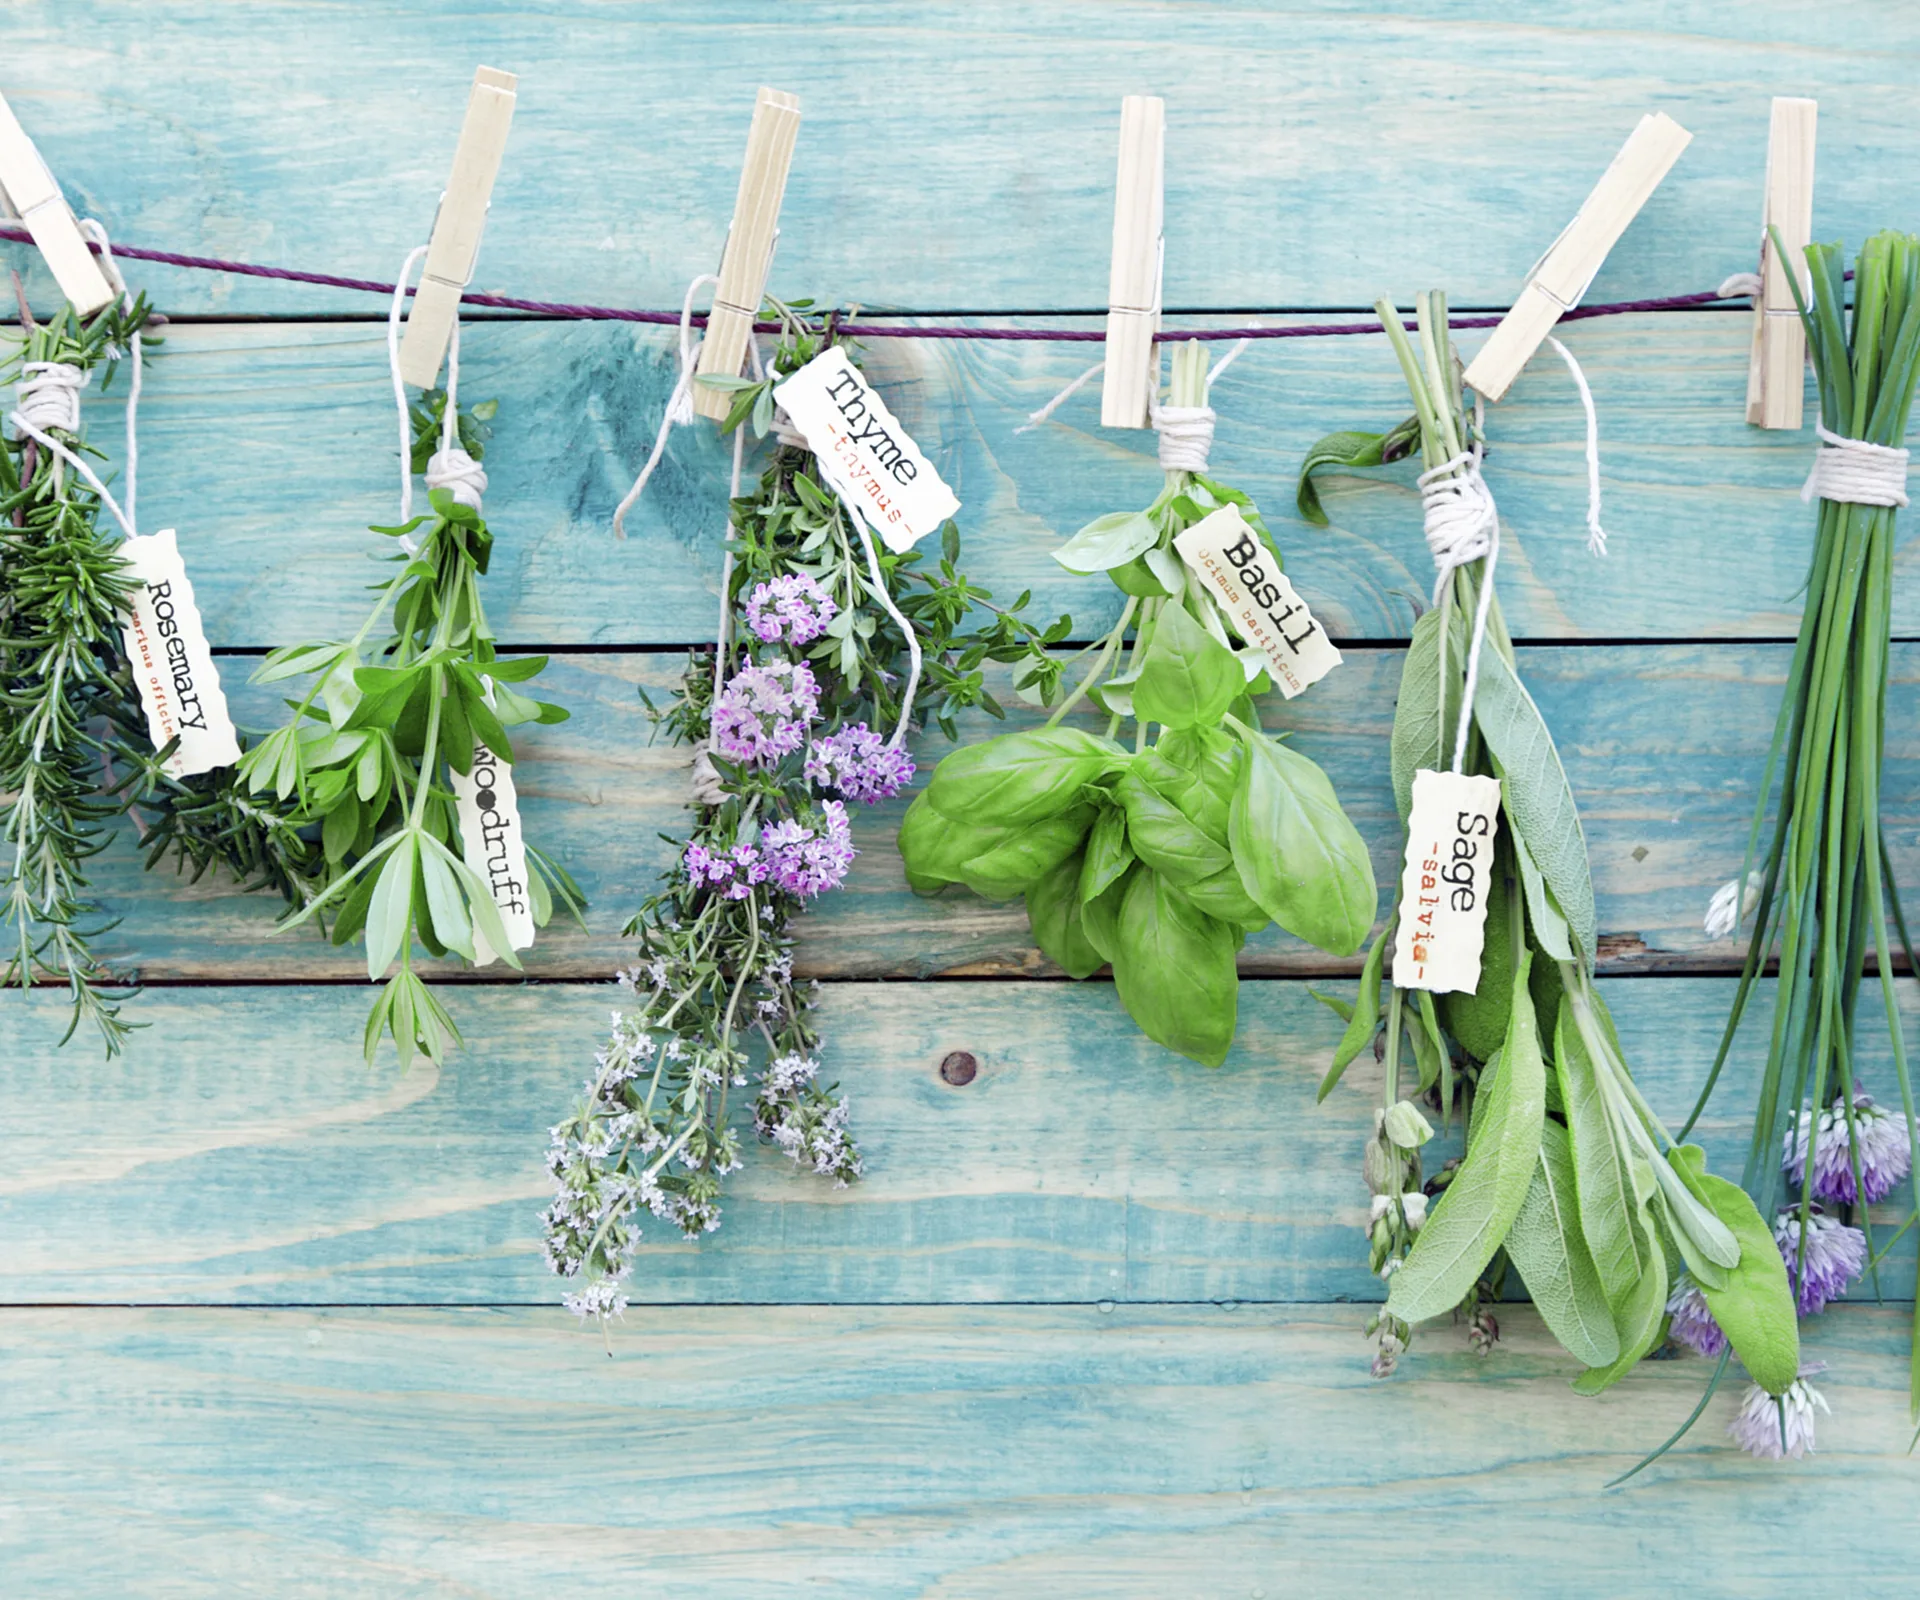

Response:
(543, 303), (1066, 1322)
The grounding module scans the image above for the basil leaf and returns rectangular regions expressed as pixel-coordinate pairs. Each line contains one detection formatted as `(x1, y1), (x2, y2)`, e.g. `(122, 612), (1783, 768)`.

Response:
(1110, 868), (1239, 1067)
(1027, 850), (1105, 980)
(897, 791), (1017, 894)
(1386, 948), (1547, 1325)
(926, 727), (1127, 828)
(1389, 603), (1465, 824)
(1051, 510), (1160, 574)
(1294, 415), (1421, 526)
(1317, 921), (1389, 1102)
(1171, 865), (1266, 930)
(1507, 1118), (1621, 1369)
(1674, 1146), (1800, 1396)
(1475, 646), (1598, 970)
(1079, 806), (1134, 903)
(1131, 602), (1243, 730)
(960, 805), (1097, 900)
(1154, 724), (1239, 841)
(1080, 863), (1133, 964)
(1117, 768), (1231, 887)
(1554, 995), (1650, 1309)
(1227, 728), (1377, 956)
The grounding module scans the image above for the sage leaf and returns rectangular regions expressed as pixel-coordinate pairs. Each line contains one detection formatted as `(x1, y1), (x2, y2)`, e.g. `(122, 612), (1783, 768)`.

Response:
(1475, 646), (1597, 969)
(1512, 829), (1573, 963)
(1672, 1146), (1800, 1396)
(1027, 850), (1106, 980)
(1051, 510), (1160, 574)
(1294, 415), (1420, 526)
(1507, 1119), (1621, 1369)
(925, 727), (1127, 828)
(1568, 1208), (1668, 1396)
(1228, 727), (1377, 956)
(1385, 948), (1547, 1324)
(1388, 604), (1465, 825)
(1111, 867), (1239, 1068)
(1318, 923), (1389, 1101)
(1131, 602), (1244, 731)
(1554, 996), (1648, 1309)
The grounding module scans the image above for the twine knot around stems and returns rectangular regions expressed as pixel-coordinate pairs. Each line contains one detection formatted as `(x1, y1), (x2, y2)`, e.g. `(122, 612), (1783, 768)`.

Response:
(1802, 420), (1912, 508)
(13, 361), (86, 435)
(1148, 400), (1215, 471)
(425, 446), (487, 510)
(1418, 448), (1498, 591)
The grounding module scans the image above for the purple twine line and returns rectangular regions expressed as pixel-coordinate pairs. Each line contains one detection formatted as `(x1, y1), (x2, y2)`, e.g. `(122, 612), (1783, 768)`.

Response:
(1, 223), (1745, 342)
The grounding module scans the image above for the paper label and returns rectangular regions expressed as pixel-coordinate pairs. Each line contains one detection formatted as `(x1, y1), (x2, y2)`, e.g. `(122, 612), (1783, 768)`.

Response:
(772, 346), (960, 551)
(1393, 769), (1503, 995)
(450, 745), (537, 967)
(1173, 504), (1342, 699)
(117, 529), (241, 777)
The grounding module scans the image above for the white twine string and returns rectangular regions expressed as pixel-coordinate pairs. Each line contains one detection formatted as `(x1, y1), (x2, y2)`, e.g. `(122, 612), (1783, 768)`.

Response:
(79, 218), (143, 528)
(1802, 420), (1911, 507)
(1719, 270), (1763, 303)
(387, 243), (431, 544)
(1017, 360), (1102, 432)
(1545, 335), (1609, 555)
(845, 498), (923, 749)
(612, 273), (721, 537)
(1147, 338), (1250, 472)
(1417, 395), (1501, 774)
(424, 313), (487, 512)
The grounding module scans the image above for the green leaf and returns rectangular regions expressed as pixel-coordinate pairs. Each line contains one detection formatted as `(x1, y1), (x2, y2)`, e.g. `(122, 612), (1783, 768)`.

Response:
(1154, 725), (1240, 842)
(1227, 727), (1377, 956)
(1171, 865), (1267, 930)
(1110, 868), (1240, 1067)
(1117, 767), (1231, 887)
(1506, 1119), (1621, 1369)
(1294, 416), (1420, 526)
(1385, 949), (1547, 1325)
(1079, 864), (1133, 965)
(960, 806), (1098, 901)
(1475, 647), (1598, 969)
(1439, 850), (1514, 1062)
(1568, 1220), (1668, 1397)
(417, 837), (475, 962)
(1051, 510), (1160, 574)
(1674, 1147), (1801, 1396)
(1512, 829), (1573, 963)
(1554, 996), (1648, 1309)
(1027, 850), (1105, 979)
(1131, 602), (1243, 731)
(897, 791), (1019, 895)
(1389, 603), (1464, 825)
(365, 834), (419, 981)
(1079, 806), (1134, 903)
(1318, 922), (1388, 1101)
(925, 727), (1127, 828)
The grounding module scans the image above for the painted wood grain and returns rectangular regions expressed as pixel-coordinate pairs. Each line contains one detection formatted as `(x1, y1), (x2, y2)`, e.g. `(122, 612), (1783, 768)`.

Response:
(75, 642), (1920, 982)
(6, 4), (1919, 318)
(1, 1303), (1914, 1598)
(9, 317), (1891, 645)
(2, 977), (1909, 1305)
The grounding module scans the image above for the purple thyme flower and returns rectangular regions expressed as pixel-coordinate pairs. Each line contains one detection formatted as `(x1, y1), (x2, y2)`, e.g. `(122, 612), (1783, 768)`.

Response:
(744, 572), (838, 646)
(682, 838), (769, 901)
(805, 722), (916, 804)
(759, 800), (856, 899)
(1784, 1094), (1912, 1206)
(1728, 1365), (1830, 1461)
(1775, 1209), (1867, 1316)
(710, 659), (821, 766)
(1665, 1277), (1728, 1357)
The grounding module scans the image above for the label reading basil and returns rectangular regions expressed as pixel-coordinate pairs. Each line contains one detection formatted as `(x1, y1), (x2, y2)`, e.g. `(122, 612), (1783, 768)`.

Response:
(1393, 769), (1503, 994)
(1173, 504), (1342, 699)
(451, 745), (537, 967)
(117, 529), (241, 777)
(772, 346), (960, 552)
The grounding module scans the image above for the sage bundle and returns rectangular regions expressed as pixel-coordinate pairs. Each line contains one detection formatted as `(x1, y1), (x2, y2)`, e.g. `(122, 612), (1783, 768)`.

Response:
(543, 304), (1063, 1320)
(901, 342), (1374, 1066)
(1305, 296), (1797, 1405)
(1690, 230), (1920, 1442)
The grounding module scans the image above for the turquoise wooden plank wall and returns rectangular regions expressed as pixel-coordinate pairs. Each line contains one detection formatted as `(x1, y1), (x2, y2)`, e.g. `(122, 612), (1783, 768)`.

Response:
(6, 5), (1920, 1594)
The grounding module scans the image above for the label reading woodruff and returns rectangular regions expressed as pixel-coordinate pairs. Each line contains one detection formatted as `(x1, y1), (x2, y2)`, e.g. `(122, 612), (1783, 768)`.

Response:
(451, 745), (537, 968)
(1393, 769), (1503, 994)
(118, 529), (241, 777)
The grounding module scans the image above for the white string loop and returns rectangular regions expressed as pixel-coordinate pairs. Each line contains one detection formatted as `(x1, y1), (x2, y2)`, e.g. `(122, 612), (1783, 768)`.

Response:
(845, 501), (923, 749)
(1149, 402), (1214, 471)
(612, 273), (722, 537)
(386, 244), (432, 545)
(1017, 360), (1103, 433)
(13, 362), (86, 434)
(1417, 429), (1501, 774)
(1802, 420), (1911, 508)
(1719, 270), (1763, 303)
(1545, 335), (1610, 555)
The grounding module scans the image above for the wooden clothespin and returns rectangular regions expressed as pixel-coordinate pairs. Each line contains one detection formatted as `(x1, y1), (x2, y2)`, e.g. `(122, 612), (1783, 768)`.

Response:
(692, 88), (802, 422)
(397, 67), (517, 389)
(1462, 112), (1693, 402)
(0, 89), (114, 315)
(1747, 97), (1817, 431)
(1101, 94), (1165, 429)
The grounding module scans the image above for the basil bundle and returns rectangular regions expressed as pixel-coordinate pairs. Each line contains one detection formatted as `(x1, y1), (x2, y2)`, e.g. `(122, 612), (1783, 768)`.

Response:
(1305, 295), (1796, 1397)
(904, 343), (1377, 1066)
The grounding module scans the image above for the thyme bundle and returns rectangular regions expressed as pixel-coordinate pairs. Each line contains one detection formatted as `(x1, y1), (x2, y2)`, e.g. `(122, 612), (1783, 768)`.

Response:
(900, 342), (1376, 1066)
(1689, 229), (1920, 1438)
(543, 305), (1065, 1320)
(1305, 296), (1798, 1410)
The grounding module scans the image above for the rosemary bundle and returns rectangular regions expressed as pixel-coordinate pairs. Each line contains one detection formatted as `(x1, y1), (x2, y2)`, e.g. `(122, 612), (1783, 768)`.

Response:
(1691, 229), (1920, 1436)
(543, 306), (1065, 1320)
(901, 342), (1377, 1066)
(1305, 295), (1797, 1406)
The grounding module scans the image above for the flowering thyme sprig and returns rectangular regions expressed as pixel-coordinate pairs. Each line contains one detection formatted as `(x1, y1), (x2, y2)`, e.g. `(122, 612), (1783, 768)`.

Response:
(544, 305), (1067, 1323)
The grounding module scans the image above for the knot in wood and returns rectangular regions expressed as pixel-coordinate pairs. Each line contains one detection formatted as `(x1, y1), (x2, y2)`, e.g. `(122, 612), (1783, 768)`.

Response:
(938, 1051), (977, 1086)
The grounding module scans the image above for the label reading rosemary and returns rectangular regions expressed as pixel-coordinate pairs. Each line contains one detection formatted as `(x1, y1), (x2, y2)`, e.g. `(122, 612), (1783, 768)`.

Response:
(773, 346), (960, 552)
(1393, 769), (1503, 994)
(451, 745), (536, 967)
(1173, 504), (1342, 699)
(117, 529), (241, 777)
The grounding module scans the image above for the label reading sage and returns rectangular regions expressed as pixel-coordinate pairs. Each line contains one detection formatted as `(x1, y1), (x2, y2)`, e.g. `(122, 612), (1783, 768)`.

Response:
(1173, 504), (1342, 698)
(773, 346), (960, 552)
(1393, 769), (1502, 994)
(451, 745), (537, 967)
(117, 528), (241, 777)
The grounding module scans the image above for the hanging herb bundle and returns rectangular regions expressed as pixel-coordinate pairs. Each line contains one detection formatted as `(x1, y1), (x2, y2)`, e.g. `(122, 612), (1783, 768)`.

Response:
(235, 383), (583, 1067)
(1689, 229), (1920, 1434)
(543, 303), (1067, 1320)
(1303, 295), (1798, 1407)
(899, 341), (1377, 1066)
